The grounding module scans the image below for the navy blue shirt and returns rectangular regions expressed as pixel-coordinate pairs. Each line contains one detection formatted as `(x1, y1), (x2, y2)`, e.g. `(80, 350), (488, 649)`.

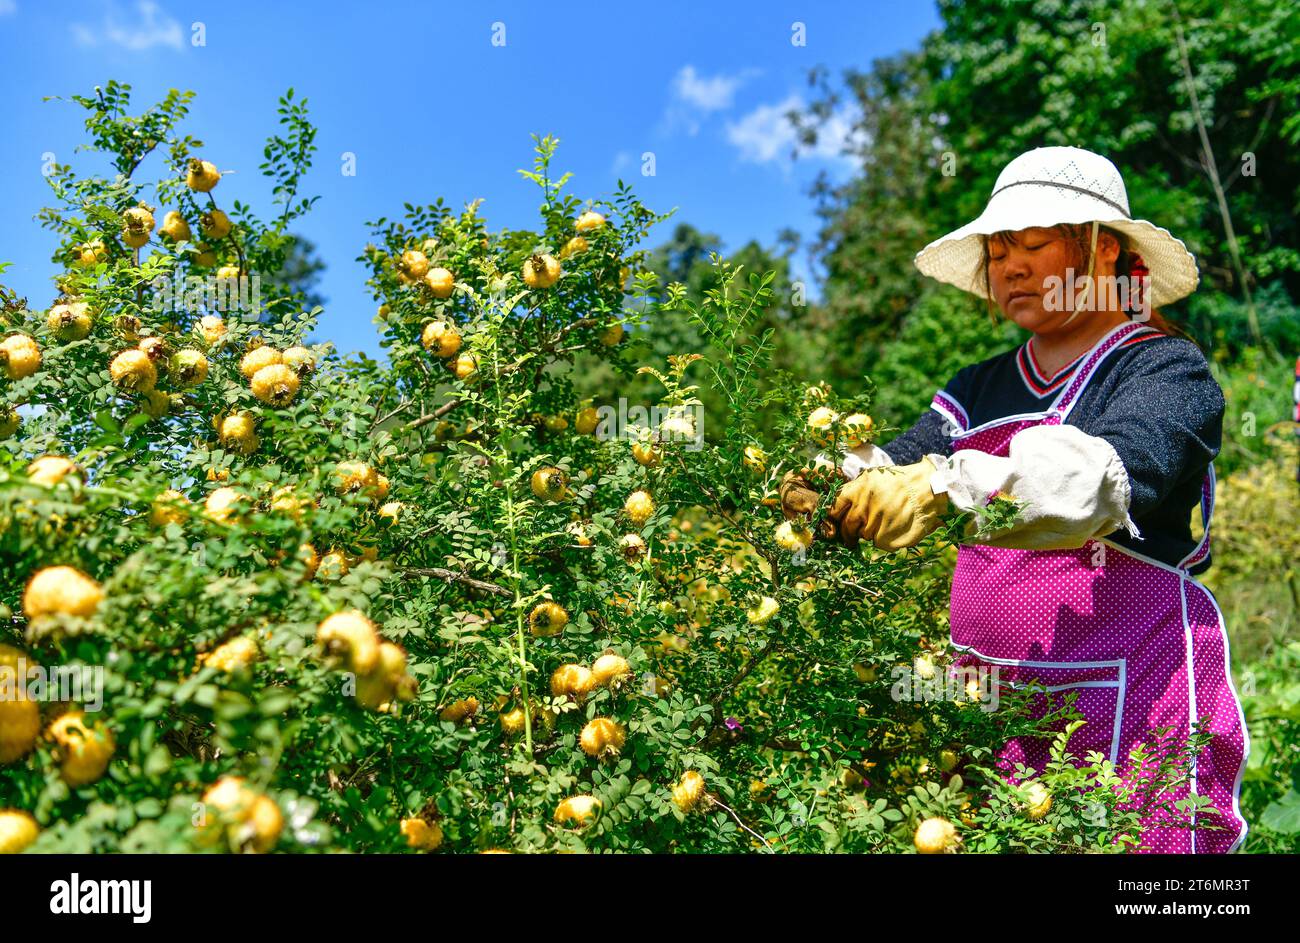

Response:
(879, 331), (1224, 574)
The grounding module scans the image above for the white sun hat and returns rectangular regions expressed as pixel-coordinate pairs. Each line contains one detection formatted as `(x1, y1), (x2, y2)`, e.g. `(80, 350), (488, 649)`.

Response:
(913, 146), (1200, 308)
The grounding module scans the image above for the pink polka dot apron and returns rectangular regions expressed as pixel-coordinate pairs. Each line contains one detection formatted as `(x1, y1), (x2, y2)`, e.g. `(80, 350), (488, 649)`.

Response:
(932, 320), (1249, 853)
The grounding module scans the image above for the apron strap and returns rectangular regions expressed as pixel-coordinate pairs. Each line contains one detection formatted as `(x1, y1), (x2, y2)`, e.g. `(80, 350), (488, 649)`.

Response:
(930, 390), (969, 434)
(1177, 463), (1216, 570)
(1048, 321), (1158, 424)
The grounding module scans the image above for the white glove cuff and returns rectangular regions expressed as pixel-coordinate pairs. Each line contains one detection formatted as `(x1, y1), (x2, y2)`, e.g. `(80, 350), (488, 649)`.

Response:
(925, 424), (1141, 550)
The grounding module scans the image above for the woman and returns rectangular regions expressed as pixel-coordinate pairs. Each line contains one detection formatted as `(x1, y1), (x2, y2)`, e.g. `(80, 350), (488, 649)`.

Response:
(784, 146), (1249, 853)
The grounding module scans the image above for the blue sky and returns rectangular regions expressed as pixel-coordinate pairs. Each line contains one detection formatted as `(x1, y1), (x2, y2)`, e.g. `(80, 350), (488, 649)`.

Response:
(0, 0), (940, 358)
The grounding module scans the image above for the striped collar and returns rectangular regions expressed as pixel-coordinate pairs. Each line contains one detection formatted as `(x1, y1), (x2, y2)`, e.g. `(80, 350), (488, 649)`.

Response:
(1016, 340), (1085, 397)
(1017, 329), (1164, 398)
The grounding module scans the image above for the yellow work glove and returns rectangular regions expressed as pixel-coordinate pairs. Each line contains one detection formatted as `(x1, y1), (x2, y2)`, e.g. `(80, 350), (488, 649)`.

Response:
(825, 457), (950, 550)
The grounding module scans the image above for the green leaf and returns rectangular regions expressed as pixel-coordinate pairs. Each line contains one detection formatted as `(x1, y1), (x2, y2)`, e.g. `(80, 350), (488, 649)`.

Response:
(1261, 790), (1300, 834)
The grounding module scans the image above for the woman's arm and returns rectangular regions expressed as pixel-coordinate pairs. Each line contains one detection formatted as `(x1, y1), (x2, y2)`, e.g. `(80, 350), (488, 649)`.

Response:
(926, 338), (1223, 550)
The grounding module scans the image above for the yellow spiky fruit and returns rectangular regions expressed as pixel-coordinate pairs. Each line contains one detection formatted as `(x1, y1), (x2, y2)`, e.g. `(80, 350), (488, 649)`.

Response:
(160, 210), (191, 242)
(204, 487), (244, 524)
(742, 445), (768, 473)
(438, 697), (480, 724)
(74, 239), (108, 268)
(297, 542), (320, 578)
(0, 646), (40, 764)
(109, 348), (157, 392)
(185, 158), (221, 192)
(26, 455), (79, 487)
(0, 407), (19, 439)
(1022, 781), (1052, 820)
(554, 795), (601, 827)
(624, 490), (654, 526)
(355, 641), (415, 710)
(197, 315), (226, 345)
(672, 771), (707, 813)
(149, 489), (189, 527)
(590, 653), (631, 688)
(420, 320), (461, 358)
(619, 533), (646, 562)
(522, 252), (561, 289)
(774, 520), (814, 553)
(121, 204), (154, 248)
(580, 718), (626, 758)
(0, 334), (42, 380)
(22, 567), (102, 620)
(200, 777), (281, 854)
(399, 249), (430, 280)
(239, 345), (282, 379)
(317, 549), (349, 581)
(528, 601), (569, 637)
(335, 460), (378, 495)
(529, 467), (567, 502)
(219, 413), (258, 454)
(47, 711), (114, 787)
(914, 816), (958, 854)
(424, 267), (455, 299)
(169, 349), (209, 387)
(450, 352), (478, 379)
(746, 596), (779, 625)
(574, 406), (599, 435)
(0, 810), (39, 854)
(282, 346), (315, 375)
(250, 364), (300, 407)
(200, 209), (232, 240)
(560, 235), (588, 259)
(200, 636), (259, 673)
(806, 406), (839, 446)
(316, 611), (381, 674)
(843, 413), (874, 448)
(46, 302), (93, 342)
(400, 817), (443, 851)
(550, 664), (595, 699)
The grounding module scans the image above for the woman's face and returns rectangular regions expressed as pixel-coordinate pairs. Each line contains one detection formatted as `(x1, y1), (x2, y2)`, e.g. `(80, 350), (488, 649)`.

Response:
(986, 226), (1117, 333)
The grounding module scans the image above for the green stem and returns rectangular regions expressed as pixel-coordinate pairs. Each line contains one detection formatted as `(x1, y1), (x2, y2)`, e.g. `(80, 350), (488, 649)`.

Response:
(489, 310), (533, 758)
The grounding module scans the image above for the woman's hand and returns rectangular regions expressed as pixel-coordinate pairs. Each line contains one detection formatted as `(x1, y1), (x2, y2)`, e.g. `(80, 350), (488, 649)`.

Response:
(779, 469), (822, 519)
(779, 469), (841, 540)
(825, 457), (949, 550)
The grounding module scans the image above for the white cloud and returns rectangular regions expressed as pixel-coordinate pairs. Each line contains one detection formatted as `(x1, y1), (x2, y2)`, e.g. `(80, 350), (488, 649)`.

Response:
(673, 65), (745, 112)
(726, 93), (864, 169)
(0, 1), (17, 17)
(610, 150), (633, 176)
(661, 65), (758, 136)
(72, 1), (183, 51)
(725, 93), (802, 164)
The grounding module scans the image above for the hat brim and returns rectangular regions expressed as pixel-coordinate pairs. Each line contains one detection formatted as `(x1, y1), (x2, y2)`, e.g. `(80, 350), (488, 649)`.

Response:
(913, 199), (1199, 308)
